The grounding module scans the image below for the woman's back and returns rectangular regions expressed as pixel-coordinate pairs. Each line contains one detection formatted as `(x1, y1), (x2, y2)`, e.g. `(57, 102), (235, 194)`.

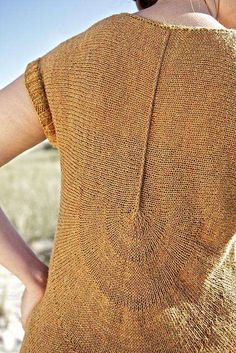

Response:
(17, 10), (236, 353)
(0, 2), (228, 353)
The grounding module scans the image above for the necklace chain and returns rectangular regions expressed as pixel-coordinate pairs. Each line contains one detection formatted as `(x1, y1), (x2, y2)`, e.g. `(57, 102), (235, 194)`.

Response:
(159, 0), (220, 24)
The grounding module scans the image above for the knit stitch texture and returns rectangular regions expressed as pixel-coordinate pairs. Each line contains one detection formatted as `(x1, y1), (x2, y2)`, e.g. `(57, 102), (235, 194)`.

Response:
(21, 12), (236, 353)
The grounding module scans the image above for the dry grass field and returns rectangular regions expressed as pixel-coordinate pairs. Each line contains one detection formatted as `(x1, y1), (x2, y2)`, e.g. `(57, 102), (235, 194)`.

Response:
(0, 144), (60, 352)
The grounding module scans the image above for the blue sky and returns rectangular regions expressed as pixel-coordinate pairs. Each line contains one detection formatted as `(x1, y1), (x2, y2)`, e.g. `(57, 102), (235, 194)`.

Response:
(0, 0), (135, 88)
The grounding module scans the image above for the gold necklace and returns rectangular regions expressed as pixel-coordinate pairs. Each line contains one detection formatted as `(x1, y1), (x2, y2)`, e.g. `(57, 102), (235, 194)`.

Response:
(159, 0), (220, 25)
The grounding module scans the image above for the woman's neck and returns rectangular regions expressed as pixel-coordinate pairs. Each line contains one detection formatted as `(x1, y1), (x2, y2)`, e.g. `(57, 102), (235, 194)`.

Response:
(135, 0), (226, 29)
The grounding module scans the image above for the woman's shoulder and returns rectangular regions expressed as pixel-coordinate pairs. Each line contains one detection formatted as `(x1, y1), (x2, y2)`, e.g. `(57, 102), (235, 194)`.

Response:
(49, 13), (120, 54)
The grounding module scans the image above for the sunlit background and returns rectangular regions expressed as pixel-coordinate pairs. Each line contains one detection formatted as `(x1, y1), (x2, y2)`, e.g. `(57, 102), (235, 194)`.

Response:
(0, 1), (136, 352)
(0, 0), (135, 88)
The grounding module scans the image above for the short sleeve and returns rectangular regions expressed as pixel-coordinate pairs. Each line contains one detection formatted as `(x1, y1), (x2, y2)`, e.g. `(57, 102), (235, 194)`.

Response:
(24, 29), (86, 150)
(24, 57), (58, 149)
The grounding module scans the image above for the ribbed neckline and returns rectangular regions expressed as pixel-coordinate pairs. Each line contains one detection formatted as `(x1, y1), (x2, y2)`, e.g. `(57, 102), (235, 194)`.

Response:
(119, 12), (236, 34)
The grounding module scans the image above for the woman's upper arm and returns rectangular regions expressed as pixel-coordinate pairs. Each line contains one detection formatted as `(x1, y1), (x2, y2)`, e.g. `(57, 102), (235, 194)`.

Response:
(0, 73), (47, 167)
(0, 33), (84, 167)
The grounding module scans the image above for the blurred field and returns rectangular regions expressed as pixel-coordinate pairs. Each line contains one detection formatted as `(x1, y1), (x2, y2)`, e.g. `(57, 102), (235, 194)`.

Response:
(0, 145), (60, 261)
(0, 144), (60, 352)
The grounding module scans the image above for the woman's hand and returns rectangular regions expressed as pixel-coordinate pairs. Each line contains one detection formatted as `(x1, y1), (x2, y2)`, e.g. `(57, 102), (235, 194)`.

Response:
(0, 203), (50, 331)
(20, 268), (48, 331)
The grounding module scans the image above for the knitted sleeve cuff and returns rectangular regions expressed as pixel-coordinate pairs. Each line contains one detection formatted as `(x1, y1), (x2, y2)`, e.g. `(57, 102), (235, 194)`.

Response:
(24, 58), (58, 149)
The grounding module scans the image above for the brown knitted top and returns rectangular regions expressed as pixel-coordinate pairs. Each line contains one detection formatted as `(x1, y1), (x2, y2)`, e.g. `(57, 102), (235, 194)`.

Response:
(20, 12), (236, 353)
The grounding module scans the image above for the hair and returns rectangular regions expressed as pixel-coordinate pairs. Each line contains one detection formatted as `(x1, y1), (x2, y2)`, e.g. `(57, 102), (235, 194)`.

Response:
(133, 0), (158, 9)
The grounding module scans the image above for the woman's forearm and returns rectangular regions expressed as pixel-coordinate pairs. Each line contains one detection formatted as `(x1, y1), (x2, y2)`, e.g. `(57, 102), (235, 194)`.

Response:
(0, 206), (48, 289)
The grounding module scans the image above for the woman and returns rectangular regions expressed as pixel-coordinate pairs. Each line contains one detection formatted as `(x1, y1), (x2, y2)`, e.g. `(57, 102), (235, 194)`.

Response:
(0, 0), (235, 352)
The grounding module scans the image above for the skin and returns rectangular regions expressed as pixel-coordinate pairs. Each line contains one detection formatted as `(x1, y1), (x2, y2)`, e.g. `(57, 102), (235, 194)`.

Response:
(0, 78), (49, 330)
(0, 0), (235, 331)
(135, 0), (236, 30)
